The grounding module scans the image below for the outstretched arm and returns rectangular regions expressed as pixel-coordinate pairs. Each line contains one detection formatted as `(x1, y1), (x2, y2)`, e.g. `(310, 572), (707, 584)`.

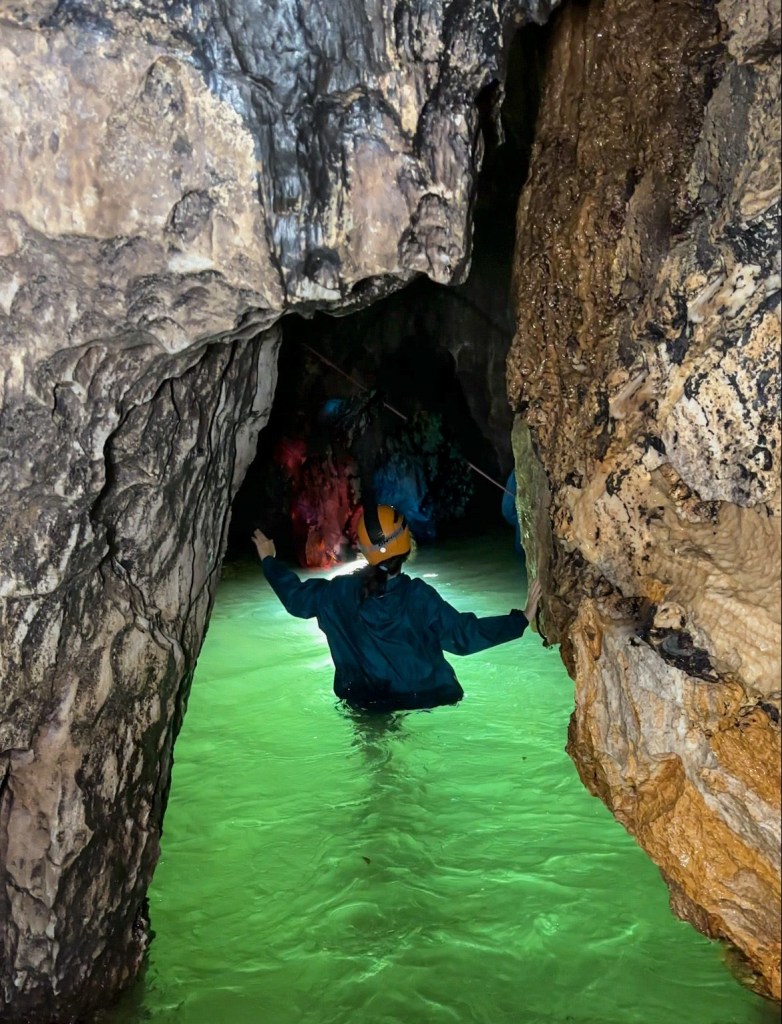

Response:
(252, 529), (328, 619)
(422, 577), (540, 656)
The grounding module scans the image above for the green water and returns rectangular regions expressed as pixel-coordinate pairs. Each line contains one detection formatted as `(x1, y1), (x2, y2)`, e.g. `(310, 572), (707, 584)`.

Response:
(107, 533), (775, 1024)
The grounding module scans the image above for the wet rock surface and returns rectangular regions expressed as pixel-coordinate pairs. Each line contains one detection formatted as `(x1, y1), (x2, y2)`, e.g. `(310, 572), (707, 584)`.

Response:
(0, 333), (279, 1022)
(509, 0), (781, 999)
(0, 0), (558, 1019)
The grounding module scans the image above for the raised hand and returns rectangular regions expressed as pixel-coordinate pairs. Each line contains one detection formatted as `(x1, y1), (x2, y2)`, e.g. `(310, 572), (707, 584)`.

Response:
(252, 529), (276, 560)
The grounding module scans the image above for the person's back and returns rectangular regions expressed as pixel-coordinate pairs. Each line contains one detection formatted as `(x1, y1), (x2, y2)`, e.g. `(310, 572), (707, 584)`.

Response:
(252, 505), (540, 713)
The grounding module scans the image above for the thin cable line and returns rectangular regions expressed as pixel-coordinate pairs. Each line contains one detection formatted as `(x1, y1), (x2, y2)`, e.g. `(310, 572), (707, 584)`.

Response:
(300, 342), (515, 498)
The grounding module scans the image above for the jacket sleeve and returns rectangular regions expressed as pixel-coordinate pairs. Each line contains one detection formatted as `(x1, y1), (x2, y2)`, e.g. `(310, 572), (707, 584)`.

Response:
(418, 580), (528, 655)
(261, 556), (329, 619)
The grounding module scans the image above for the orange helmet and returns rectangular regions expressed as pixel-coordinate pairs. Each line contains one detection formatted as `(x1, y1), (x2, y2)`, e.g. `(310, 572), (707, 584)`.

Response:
(357, 505), (411, 565)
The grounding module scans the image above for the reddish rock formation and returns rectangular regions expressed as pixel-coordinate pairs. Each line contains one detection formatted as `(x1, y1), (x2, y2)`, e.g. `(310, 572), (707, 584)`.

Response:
(509, 0), (781, 1000)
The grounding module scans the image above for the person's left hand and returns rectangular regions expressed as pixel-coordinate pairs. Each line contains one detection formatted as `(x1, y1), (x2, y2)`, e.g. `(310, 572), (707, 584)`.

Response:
(522, 577), (541, 623)
(252, 529), (276, 560)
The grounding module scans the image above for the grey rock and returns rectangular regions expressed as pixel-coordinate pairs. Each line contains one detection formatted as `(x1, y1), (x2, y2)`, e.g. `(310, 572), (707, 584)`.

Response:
(0, 0), (559, 1018)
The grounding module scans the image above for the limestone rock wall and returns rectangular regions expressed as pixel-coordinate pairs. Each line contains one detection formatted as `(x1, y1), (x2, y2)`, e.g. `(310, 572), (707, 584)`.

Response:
(0, 2), (558, 1019)
(0, 331), (280, 1020)
(509, 0), (781, 999)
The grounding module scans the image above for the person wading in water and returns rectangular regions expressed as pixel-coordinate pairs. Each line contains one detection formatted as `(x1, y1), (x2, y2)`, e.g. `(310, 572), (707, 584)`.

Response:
(252, 504), (541, 713)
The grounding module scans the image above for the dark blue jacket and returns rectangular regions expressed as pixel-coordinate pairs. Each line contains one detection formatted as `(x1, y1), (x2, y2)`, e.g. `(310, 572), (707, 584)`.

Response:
(261, 556), (529, 712)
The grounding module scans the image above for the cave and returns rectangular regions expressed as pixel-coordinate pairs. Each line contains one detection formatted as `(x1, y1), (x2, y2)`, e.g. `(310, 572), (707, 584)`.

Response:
(0, 0), (780, 1022)
(225, 21), (545, 569)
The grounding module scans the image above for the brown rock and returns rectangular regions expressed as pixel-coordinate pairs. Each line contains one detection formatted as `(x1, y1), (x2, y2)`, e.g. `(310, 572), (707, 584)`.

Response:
(511, 0), (781, 999)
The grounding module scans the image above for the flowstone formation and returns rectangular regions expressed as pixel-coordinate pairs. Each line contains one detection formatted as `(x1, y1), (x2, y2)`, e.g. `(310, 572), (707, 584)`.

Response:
(0, 1), (558, 1019)
(509, 0), (781, 1000)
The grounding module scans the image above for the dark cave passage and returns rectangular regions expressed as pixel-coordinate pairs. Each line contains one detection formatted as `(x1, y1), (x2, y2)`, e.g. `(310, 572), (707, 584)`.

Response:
(226, 308), (513, 565)
(227, 22), (550, 567)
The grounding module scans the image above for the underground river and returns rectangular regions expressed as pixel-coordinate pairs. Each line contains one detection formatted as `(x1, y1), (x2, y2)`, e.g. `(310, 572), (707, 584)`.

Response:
(102, 531), (777, 1024)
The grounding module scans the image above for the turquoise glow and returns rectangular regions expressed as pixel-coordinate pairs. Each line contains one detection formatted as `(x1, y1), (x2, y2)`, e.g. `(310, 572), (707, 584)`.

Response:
(106, 532), (776, 1024)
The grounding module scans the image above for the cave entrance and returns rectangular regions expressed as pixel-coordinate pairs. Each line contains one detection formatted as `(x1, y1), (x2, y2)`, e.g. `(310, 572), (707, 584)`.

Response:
(226, 23), (549, 568)
(226, 301), (516, 566)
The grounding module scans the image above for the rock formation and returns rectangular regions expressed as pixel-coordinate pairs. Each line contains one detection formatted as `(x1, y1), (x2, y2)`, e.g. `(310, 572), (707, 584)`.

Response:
(0, 1), (557, 1019)
(2, 0), (780, 1017)
(509, 0), (781, 1001)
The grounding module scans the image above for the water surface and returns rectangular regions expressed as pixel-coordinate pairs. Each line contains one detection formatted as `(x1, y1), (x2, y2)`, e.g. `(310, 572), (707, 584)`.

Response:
(107, 533), (775, 1024)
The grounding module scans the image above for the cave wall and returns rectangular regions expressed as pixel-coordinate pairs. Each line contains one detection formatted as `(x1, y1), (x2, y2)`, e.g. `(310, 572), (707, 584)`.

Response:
(509, 0), (781, 999)
(0, 1), (558, 1019)
(0, 332), (279, 1019)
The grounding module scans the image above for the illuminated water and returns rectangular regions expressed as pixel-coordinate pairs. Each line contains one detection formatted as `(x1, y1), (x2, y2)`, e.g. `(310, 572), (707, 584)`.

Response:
(107, 532), (775, 1024)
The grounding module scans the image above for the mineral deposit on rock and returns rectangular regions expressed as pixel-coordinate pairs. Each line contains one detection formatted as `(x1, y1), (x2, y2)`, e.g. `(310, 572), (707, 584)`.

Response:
(509, 0), (781, 1000)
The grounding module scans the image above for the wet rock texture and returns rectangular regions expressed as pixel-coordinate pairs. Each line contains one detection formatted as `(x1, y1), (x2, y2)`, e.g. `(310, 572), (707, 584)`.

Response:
(509, 0), (781, 1000)
(0, 1), (557, 1019)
